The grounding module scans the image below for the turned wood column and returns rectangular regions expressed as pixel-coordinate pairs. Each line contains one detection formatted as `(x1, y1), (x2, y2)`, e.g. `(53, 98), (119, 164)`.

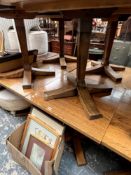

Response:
(77, 17), (92, 86)
(102, 16), (119, 66)
(59, 19), (64, 58)
(14, 18), (32, 88)
(14, 18), (30, 70)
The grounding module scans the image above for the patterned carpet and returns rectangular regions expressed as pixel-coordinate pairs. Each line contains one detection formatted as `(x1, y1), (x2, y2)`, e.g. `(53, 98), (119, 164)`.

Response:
(0, 108), (130, 175)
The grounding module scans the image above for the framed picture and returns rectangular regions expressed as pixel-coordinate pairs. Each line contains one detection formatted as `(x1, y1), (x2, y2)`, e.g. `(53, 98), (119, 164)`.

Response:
(26, 134), (53, 174)
(31, 107), (65, 136)
(20, 114), (59, 155)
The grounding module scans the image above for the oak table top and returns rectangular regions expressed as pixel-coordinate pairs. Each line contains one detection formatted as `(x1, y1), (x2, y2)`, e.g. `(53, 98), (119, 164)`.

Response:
(0, 62), (130, 161)
(1, 0), (131, 13)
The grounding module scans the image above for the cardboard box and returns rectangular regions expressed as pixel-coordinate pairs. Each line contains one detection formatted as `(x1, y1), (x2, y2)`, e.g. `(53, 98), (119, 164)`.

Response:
(6, 122), (64, 175)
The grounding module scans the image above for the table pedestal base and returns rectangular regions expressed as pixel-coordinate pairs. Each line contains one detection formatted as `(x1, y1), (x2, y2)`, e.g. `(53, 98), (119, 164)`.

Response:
(86, 61), (125, 82)
(43, 55), (77, 69)
(0, 66), (55, 89)
(44, 74), (112, 120)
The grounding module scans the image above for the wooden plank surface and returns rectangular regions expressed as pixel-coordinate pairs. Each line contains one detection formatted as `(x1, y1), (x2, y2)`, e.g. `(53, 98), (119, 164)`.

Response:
(104, 170), (131, 175)
(0, 63), (130, 161)
(2, 0), (131, 13)
(77, 86), (102, 120)
(59, 57), (67, 69)
(101, 68), (131, 162)
(0, 63), (76, 97)
(21, 66), (131, 160)
(22, 69), (32, 89)
(73, 136), (87, 166)
(102, 90), (131, 162)
(24, 64), (125, 143)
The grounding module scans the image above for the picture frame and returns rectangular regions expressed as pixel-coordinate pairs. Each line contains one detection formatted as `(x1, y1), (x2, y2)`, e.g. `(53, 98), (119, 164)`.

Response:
(26, 134), (53, 174)
(20, 114), (60, 155)
(31, 107), (65, 136)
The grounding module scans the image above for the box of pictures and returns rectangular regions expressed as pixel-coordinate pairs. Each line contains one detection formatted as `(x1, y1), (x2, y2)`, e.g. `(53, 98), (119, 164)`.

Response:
(6, 107), (65, 175)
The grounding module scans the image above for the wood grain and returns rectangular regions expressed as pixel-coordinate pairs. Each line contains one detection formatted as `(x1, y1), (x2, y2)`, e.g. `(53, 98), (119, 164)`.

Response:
(59, 57), (67, 69)
(0, 31), (4, 56)
(77, 87), (102, 120)
(14, 18), (29, 67)
(91, 61), (125, 71)
(9, 0), (131, 13)
(86, 64), (104, 74)
(44, 85), (77, 100)
(102, 16), (119, 66)
(110, 64), (125, 71)
(104, 66), (122, 82)
(22, 69), (32, 89)
(0, 68), (24, 78)
(59, 19), (67, 69)
(104, 170), (131, 175)
(73, 136), (87, 166)
(32, 67), (55, 76)
(59, 19), (64, 58)
(77, 17), (92, 82)
(14, 18), (32, 88)
(0, 63), (131, 161)
(65, 55), (77, 62)
(102, 99), (131, 162)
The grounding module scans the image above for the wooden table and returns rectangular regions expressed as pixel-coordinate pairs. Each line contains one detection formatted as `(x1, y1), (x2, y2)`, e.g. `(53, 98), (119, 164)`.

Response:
(1, 1), (131, 121)
(1, 1), (131, 12)
(0, 62), (130, 162)
(0, 0), (131, 164)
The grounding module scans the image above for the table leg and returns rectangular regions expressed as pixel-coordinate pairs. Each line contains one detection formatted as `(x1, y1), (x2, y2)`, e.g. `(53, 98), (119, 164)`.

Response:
(103, 16), (123, 81)
(14, 18), (32, 89)
(77, 17), (102, 119)
(73, 136), (87, 166)
(59, 19), (67, 69)
(44, 17), (112, 120)
(86, 15), (125, 82)
(14, 18), (56, 88)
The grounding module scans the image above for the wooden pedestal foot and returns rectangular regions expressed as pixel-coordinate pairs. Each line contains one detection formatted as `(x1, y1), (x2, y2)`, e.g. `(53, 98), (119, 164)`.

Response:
(43, 56), (67, 69)
(104, 170), (131, 175)
(110, 64), (125, 71)
(77, 87), (102, 120)
(91, 60), (101, 66)
(42, 56), (59, 63)
(104, 66), (122, 82)
(59, 57), (67, 69)
(65, 55), (77, 62)
(91, 61), (125, 71)
(73, 136), (87, 166)
(68, 74), (111, 119)
(87, 84), (112, 95)
(90, 61), (124, 82)
(44, 86), (77, 100)
(86, 64), (104, 74)
(89, 15), (125, 82)
(42, 54), (77, 64)
(32, 67), (55, 76)
(22, 69), (32, 89)
(0, 68), (24, 78)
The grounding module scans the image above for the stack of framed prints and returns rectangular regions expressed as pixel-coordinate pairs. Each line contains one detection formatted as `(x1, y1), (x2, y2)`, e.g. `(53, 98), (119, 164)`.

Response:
(19, 107), (65, 174)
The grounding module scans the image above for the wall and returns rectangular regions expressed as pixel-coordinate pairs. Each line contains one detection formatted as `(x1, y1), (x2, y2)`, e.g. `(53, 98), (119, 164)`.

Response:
(0, 17), (39, 51)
